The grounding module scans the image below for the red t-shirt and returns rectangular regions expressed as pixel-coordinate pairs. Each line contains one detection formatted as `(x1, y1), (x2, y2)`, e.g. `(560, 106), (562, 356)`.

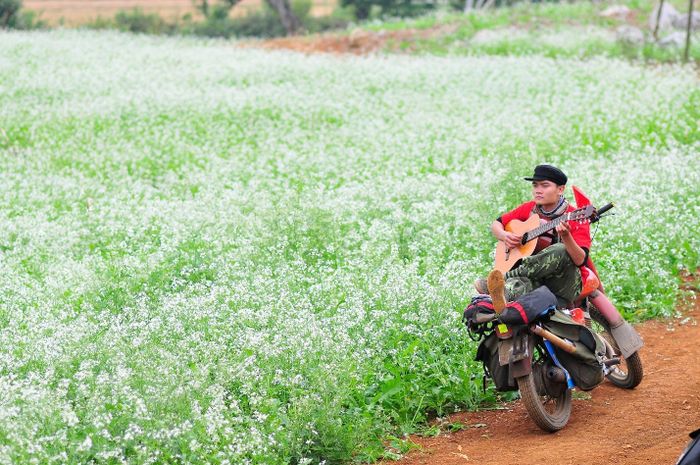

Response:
(497, 201), (595, 273)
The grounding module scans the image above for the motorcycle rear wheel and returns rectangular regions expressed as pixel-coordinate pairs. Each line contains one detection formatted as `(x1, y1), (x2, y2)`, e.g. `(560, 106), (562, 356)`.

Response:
(588, 305), (643, 389)
(517, 370), (571, 432)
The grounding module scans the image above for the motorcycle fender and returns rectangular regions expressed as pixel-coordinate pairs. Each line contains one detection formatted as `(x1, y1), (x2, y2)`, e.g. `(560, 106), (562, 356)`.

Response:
(510, 358), (532, 378)
(498, 339), (514, 366)
(610, 320), (644, 358)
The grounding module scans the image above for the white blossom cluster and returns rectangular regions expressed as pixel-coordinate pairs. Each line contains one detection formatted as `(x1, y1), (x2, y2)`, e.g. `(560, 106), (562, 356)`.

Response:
(467, 25), (617, 55)
(0, 30), (697, 463)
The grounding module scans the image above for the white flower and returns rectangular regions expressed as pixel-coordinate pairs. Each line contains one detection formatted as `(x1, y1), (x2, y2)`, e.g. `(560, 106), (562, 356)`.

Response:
(0, 28), (696, 464)
(78, 436), (92, 452)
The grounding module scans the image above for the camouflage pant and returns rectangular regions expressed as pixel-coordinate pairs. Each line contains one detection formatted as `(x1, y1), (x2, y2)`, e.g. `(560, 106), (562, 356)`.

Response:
(503, 243), (582, 307)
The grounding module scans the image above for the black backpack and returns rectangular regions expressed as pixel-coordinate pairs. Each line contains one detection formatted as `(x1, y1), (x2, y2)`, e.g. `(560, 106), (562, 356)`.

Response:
(474, 331), (517, 392)
(464, 296), (515, 391)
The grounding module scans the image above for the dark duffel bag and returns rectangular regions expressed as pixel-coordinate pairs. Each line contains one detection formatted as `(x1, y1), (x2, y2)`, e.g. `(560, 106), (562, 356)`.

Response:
(543, 310), (606, 391)
(499, 285), (557, 326)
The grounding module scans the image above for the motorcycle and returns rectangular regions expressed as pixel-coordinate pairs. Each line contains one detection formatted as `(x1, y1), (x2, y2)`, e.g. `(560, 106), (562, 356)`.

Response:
(466, 202), (644, 432)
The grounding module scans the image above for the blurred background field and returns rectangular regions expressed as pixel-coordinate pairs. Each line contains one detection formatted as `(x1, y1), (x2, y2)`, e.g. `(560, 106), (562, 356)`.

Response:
(22, 0), (337, 25)
(0, 0), (694, 61)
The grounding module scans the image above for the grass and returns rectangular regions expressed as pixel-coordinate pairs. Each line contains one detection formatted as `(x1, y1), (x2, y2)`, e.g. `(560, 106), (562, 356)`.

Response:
(366, 1), (620, 32)
(362, 0), (700, 62)
(0, 29), (698, 464)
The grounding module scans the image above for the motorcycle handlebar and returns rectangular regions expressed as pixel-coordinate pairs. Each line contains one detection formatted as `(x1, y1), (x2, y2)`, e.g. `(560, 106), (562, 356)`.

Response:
(596, 202), (614, 216)
(591, 202), (614, 224)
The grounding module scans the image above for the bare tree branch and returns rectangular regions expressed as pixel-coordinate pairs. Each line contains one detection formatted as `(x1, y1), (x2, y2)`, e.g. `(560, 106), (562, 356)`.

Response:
(685, 0), (694, 62)
(265, 0), (301, 35)
(653, 0), (665, 40)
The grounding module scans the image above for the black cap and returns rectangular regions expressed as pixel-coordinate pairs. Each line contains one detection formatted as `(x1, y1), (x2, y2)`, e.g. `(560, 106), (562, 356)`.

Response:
(524, 164), (568, 185)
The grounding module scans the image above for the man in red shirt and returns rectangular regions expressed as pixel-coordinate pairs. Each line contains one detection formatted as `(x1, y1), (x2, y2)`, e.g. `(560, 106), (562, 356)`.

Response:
(474, 165), (645, 382)
(477, 164), (592, 309)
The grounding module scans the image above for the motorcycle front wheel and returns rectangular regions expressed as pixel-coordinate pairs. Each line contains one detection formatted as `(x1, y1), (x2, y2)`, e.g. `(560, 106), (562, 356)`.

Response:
(517, 364), (572, 432)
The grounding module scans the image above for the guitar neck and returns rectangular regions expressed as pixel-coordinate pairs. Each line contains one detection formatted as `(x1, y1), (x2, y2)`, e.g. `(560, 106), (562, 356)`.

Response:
(524, 213), (569, 242)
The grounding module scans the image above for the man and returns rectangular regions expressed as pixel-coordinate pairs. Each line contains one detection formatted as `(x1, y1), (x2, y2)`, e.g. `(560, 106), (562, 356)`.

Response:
(476, 164), (593, 310)
(474, 165), (644, 367)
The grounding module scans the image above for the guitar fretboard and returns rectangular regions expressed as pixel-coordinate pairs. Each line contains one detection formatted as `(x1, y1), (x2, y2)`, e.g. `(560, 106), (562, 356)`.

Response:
(523, 213), (570, 243)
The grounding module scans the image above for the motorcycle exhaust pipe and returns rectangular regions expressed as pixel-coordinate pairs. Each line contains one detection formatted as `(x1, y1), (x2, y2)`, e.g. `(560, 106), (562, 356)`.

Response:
(546, 366), (567, 383)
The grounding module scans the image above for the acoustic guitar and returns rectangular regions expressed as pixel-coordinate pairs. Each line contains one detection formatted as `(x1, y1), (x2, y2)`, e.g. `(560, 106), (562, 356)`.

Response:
(494, 205), (595, 273)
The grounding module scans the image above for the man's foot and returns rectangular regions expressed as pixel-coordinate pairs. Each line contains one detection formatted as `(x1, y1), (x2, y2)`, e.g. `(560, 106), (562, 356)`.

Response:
(474, 278), (488, 295)
(487, 269), (506, 313)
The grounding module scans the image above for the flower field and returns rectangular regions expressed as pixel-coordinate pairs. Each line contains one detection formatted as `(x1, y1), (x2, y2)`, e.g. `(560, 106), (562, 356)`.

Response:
(0, 30), (698, 464)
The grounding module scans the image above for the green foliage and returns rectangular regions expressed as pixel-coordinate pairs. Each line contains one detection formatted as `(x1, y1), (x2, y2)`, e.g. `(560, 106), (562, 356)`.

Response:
(0, 0), (21, 28)
(114, 8), (172, 34)
(0, 0), (44, 29)
(292, 0), (313, 19)
(84, 15), (114, 30)
(230, 8), (288, 37)
(86, 8), (182, 34)
(342, 0), (438, 20)
(190, 5), (286, 38)
(304, 12), (352, 33)
(16, 9), (45, 29)
(81, 0), (304, 39)
(189, 0), (347, 38)
(190, 0), (301, 38)
(358, 0), (700, 63)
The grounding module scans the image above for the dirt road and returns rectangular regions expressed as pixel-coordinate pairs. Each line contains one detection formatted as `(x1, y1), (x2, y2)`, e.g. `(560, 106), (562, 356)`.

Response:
(250, 27), (453, 55)
(389, 290), (700, 465)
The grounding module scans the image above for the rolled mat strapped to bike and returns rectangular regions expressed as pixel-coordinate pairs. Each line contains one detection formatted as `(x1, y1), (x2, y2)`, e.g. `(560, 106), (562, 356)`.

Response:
(531, 325), (576, 354)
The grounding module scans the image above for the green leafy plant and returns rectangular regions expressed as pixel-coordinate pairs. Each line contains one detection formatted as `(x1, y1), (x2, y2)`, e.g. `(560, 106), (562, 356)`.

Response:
(114, 8), (171, 34)
(0, 0), (21, 28)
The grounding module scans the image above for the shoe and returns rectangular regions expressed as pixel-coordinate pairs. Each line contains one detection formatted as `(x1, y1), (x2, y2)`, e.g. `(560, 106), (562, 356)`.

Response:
(487, 269), (506, 313)
(474, 278), (488, 295)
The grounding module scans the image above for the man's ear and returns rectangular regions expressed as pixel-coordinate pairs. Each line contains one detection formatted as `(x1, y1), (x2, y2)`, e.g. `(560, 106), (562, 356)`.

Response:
(558, 185), (566, 196)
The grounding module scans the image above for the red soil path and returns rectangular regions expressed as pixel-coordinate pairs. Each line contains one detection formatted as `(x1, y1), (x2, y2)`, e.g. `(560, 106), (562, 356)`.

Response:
(248, 26), (457, 54)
